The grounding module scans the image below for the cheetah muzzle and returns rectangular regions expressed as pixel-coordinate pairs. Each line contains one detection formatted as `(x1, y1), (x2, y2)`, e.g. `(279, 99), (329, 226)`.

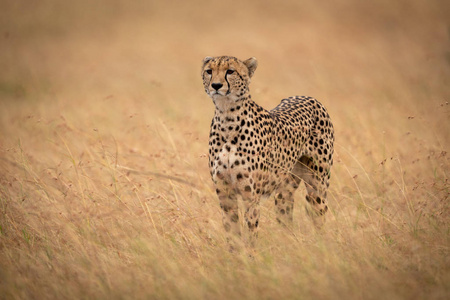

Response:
(202, 56), (334, 244)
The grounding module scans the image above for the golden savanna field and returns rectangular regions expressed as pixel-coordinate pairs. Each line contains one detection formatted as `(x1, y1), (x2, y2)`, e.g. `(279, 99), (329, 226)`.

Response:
(1, 0), (449, 299)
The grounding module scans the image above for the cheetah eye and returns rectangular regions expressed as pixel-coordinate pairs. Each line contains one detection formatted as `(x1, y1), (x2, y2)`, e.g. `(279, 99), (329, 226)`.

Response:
(206, 69), (212, 75)
(226, 70), (235, 75)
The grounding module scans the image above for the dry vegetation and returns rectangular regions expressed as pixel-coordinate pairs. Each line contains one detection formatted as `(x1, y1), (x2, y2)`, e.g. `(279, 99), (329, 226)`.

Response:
(1, 0), (449, 299)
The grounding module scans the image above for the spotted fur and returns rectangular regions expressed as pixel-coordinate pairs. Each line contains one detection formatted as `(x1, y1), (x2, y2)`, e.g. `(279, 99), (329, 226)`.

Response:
(202, 56), (334, 241)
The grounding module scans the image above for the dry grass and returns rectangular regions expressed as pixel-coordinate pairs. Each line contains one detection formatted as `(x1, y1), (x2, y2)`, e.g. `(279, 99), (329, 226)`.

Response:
(1, 0), (449, 299)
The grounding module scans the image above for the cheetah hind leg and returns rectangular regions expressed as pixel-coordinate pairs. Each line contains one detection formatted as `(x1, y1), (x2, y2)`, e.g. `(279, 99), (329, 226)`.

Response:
(294, 156), (330, 228)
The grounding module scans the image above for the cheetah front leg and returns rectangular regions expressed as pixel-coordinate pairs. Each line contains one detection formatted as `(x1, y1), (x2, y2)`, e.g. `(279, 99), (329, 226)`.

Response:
(235, 174), (261, 246)
(216, 189), (241, 239)
(274, 172), (301, 226)
(242, 197), (261, 246)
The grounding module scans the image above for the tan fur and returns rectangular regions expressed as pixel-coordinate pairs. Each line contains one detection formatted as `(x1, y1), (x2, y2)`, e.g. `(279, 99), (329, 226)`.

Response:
(202, 56), (334, 245)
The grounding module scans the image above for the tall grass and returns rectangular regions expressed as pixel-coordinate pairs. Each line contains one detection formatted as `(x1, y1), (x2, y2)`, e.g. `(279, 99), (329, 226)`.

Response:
(1, 0), (449, 299)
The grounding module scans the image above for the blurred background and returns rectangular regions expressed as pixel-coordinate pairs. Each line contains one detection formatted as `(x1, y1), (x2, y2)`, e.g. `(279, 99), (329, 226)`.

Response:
(1, 0), (449, 113)
(0, 0), (449, 298)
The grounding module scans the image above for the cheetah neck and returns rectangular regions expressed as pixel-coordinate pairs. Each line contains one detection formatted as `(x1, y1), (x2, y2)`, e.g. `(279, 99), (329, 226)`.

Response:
(212, 94), (253, 139)
(212, 93), (270, 143)
(213, 94), (251, 120)
(213, 91), (251, 111)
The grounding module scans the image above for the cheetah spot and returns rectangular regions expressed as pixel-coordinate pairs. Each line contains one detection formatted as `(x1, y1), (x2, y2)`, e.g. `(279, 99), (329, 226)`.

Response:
(231, 213), (239, 223)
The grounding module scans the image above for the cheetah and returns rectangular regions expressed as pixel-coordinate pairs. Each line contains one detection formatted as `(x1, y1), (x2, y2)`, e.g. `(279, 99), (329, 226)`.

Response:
(202, 56), (334, 243)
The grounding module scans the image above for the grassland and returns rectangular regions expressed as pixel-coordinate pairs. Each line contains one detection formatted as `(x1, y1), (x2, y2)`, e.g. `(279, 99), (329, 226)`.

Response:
(0, 0), (449, 299)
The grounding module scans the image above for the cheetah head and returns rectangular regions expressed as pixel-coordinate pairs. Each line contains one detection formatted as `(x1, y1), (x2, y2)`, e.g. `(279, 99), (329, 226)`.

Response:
(201, 56), (258, 102)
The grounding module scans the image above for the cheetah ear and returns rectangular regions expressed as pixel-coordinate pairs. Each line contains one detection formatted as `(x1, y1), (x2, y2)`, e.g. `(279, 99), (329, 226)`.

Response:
(203, 56), (213, 67)
(243, 57), (258, 78)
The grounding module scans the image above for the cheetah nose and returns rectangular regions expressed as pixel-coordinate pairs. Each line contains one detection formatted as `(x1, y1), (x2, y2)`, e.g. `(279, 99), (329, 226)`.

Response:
(211, 83), (223, 91)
